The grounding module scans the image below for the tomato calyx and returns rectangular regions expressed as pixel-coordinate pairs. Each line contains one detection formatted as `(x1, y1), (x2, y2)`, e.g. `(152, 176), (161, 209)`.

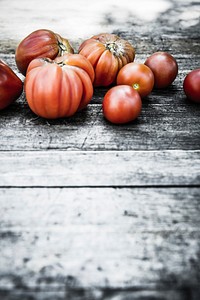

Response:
(57, 40), (70, 56)
(132, 83), (140, 91)
(56, 60), (66, 67)
(43, 58), (53, 63)
(42, 58), (65, 68)
(58, 41), (67, 54)
(105, 41), (124, 57)
(56, 34), (74, 56)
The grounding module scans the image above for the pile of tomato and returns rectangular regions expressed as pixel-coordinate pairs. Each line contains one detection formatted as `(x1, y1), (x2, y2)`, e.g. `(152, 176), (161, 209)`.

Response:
(0, 29), (200, 124)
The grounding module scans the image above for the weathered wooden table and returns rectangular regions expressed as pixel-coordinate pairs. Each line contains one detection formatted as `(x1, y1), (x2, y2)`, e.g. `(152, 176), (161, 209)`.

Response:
(0, 0), (200, 299)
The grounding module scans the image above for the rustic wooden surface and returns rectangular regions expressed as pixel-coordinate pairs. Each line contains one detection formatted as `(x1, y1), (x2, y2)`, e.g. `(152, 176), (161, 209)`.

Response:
(0, 0), (200, 299)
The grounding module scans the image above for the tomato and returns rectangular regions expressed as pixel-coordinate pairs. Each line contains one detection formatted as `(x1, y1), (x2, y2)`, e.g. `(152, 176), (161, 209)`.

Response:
(102, 85), (142, 124)
(24, 53), (94, 119)
(0, 60), (23, 110)
(116, 62), (154, 98)
(78, 33), (135, 87)
(15, 29), (74, 75)
(183, 69), (200, 103)
(144, 51), (178, 89)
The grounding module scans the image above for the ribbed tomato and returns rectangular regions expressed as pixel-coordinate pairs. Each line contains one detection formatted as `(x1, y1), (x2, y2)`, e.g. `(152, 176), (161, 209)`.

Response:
(15, 29), (74, 75)
(79, 33), (135, 87)
(0, 60), (23, 110)
(24, 53), (94, 119)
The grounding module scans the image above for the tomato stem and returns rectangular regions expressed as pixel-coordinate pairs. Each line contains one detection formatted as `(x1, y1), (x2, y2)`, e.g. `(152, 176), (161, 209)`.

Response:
(133, 83), (140, 90)
(57, 61), (65, 67)
(43, 58), (53, 63)
(58, 41), (67, 56)
(105, 42), (124, 56)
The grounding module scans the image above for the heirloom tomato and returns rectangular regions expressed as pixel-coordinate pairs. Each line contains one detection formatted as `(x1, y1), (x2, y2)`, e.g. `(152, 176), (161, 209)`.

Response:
(25, 53), (94, 119)
(79, 33), (135, 87)
(183, 69), (200, 103)
(144, 51), (178, 89)
(116, 62), (154, 98)
(102, 85), (142, 124)
(0, 60), (23, 110)
(15, 29), (74, 75)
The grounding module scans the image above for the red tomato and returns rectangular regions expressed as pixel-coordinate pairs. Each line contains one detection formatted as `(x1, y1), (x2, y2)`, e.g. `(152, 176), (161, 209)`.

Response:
(144, 51), (178, 89)
(0, 60), (23, 110)
(116, 62), (154, 98)
(24, 53), (94, 119)
(102, 85), (142, 124)
(15, 29), (74, 75)
(183, 69), (200, 103)
(79, 33), (135, 87)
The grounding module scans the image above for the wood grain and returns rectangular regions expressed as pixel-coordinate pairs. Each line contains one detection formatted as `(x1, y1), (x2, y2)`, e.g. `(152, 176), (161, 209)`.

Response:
(1, 0), (200, 299)
(0, 100), (200, 151)
(0, 289), (195, 300)
(0, 150), (199, 187)
(0, 187), (200, 297)
(0, 51), (200, 152)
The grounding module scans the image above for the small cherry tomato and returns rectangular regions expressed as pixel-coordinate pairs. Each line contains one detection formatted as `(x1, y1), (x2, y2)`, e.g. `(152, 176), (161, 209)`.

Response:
(79, 33), (135, 87)
(183, 69), (200, 103)
(0, 60), (23, 110)
(144, 51), (178, 89)
(116, 62), (154, 98)
(15, 29), (74, 75)
(25, 53), (94, 119)
(102, 85), (142, 124)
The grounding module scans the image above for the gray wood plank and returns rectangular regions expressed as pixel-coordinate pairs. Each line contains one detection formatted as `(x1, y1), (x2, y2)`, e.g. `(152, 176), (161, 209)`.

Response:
(0, 150), (199, 187)
(0, 0), (199, 55)
(1, 187), (200, 232)
(0, 187), (200, 295)
(1, 52), (200, 151)
(0, 98), (200, 151)
(0, 289), (193, 300)
(0, 1), (200, 299)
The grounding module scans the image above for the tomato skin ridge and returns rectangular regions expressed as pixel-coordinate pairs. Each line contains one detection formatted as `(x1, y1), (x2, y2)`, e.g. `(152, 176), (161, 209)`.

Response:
(25, 68), (40, 117)
(15, 29), (74, 75)
(72, 67), (93, 110)
(94, 50), (119, 87)
(24, 53), (95, 119)
(78, 33), (135, 87)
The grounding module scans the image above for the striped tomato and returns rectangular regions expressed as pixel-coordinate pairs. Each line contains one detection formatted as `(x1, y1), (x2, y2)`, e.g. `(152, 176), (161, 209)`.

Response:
(79, 33), (135, 87)
(25, 54), (94, 119)
(15, 29), (74, 75)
